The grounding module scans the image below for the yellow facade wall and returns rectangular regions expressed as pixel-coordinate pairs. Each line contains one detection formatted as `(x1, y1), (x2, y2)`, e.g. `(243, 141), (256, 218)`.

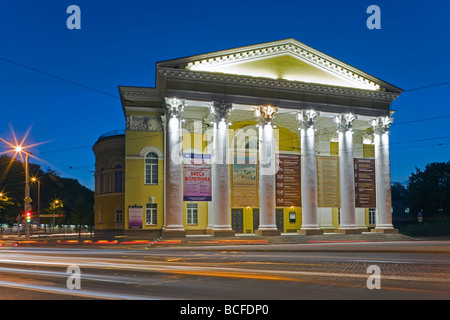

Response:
(124, 128), (165, 230)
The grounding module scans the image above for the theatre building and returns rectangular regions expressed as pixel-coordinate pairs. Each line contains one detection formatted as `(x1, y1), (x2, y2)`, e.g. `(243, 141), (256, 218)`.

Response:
(93, 39), (403, 238)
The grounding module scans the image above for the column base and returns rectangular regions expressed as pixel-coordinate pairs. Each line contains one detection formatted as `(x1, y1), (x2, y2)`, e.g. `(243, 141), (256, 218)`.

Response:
(335, 229), (362, 235)
(212, 229), (236, 237)
(162, 229), (186, 238)
(371, 228), (399, 234)
(297, 229), (324, 235)
(255, 229), (281, 236)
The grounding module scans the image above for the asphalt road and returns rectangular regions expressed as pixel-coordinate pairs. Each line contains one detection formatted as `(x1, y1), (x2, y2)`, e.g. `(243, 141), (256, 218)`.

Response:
(0, 240), (449, 305)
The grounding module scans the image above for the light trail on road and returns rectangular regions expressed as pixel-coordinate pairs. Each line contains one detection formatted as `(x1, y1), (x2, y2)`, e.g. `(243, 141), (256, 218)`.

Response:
(0, 241), (449, 300)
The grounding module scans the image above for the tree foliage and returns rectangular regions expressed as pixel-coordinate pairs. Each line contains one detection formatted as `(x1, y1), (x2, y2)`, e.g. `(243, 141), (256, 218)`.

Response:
(406, 162), (450, 217)
(0, 154), (94, 226)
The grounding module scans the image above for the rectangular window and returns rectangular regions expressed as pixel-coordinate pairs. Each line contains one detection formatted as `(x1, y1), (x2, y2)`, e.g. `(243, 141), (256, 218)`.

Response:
(145, 154), (158, 184)
(289, 211), (296, 223)
(187, 203), (198, 225)
(369, 208), (376, 225)
(145, 203), (157, 225)
(115, 209), (123, 222)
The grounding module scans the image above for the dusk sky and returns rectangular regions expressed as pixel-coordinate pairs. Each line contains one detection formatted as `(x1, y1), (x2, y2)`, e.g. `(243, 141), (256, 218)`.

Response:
(1, 0), (449, 191)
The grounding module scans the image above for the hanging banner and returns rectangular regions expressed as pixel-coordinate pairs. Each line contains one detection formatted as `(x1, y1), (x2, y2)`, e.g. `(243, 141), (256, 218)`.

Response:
(183, 153), (212, 201)
(276, 154), (301, 207)
(316, 156), (340, 208)
(354, 158), (376, 208)
(128, 206), (143, 229)
(231, 155), (258, 207)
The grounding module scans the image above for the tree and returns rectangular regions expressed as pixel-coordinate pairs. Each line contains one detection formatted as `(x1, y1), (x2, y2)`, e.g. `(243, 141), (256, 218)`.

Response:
(0, 154), (94, 231)
(406, 162), (450, 220)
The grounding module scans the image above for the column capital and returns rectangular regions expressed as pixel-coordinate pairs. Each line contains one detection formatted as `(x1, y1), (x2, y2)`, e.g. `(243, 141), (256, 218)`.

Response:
(371, 116), (393, 134)
(165, 97), (186, 118)
(334, 113), (356, 132)
(209, 102), (232, 124)
(297, 109), (319, 129)
(255, 105), (278, 124)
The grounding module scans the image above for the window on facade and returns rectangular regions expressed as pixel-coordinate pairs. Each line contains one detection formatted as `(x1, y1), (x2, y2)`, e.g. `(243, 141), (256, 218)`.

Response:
(114, 164), (123, 192)
(115, 209), (123, 222)
(289, 211), (296, 223)
(146, 203), (157, 225)
(187, 203), (198, 225)
(369, 208), (376, 225)
(99, 168), (105, 193)
(145, 152), (158, 184)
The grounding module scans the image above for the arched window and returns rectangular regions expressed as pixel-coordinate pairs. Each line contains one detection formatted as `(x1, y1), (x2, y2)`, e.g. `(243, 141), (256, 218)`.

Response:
(145, 152), (158, 184)
(114, 164), (124, 192)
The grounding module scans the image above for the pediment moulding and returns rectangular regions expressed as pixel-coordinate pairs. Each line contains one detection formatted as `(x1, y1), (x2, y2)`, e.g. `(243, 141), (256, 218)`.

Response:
(157, 39), (402, 94)
(185, 43), (380, 91)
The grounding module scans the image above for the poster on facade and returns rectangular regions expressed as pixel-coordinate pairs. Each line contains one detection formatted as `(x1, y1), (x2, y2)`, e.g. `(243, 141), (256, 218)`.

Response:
(231, 155), (258, 207)
(354, 158), (376, 208)
(183, 153), (212, 201)
(232, 155), (257, 186)
(316, 156), (340, 207)
(128, 206), (142, 229)
(276, 154), (301, 207)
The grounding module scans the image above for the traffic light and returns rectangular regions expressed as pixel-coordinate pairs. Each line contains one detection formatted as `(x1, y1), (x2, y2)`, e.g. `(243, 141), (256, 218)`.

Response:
(25, 211), (32, 223)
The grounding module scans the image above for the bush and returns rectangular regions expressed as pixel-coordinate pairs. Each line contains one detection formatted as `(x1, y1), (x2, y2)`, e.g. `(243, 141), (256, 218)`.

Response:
(400, 221), (450, 237)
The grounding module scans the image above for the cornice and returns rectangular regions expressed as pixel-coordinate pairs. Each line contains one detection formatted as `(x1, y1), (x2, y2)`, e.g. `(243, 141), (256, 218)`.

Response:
(158, 67), (400, 102)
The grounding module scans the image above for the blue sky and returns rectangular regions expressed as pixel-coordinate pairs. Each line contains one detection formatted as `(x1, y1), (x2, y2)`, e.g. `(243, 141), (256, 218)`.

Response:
(1, 0), (449, 190)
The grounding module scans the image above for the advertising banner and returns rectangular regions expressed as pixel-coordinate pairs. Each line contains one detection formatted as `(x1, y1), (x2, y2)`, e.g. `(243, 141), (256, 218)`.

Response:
(354, 158), (376, 208)
(128, 206), (142, 229)
(317, 156), (340, 208)
(276, 154), (301, 207)
(231, 155), (258, 207)
(183, 153), (212, 201)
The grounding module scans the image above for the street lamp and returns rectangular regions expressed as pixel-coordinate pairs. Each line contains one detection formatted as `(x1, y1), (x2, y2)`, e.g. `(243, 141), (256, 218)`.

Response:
(23, 150), (32, 237)
(31, 177), (41, 236)
(0, 137), (33, 237)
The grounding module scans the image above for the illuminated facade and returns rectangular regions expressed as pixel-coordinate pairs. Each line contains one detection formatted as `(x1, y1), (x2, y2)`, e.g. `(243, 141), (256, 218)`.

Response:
(93, 39), (403, 238)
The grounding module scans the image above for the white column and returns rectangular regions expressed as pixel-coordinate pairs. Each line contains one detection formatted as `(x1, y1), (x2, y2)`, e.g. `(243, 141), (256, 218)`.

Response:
(371, 116), (396, 233)
(353, 130), (368, 230)
(163, 97), (186, 237)
(297, 110), (323, 235)
(210, 102), (234, 237)
(255, 105), (280, 236)
(334, 113), (361, 234)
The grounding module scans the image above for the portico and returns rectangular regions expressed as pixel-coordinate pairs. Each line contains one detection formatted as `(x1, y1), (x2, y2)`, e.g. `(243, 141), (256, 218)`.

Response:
(111, 38), (403, 237)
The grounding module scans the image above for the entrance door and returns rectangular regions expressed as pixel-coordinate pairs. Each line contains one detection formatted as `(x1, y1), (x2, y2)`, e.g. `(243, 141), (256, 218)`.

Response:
(276, 209), (284, 232)
(252, 209), (260, 233)
(231, 209), (244, 233)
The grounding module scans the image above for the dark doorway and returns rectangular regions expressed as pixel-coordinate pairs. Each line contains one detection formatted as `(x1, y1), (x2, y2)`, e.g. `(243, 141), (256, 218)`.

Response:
(231, 209), (244, 233)
(253, 208), (260, 233)
(276, 209), (284, 232)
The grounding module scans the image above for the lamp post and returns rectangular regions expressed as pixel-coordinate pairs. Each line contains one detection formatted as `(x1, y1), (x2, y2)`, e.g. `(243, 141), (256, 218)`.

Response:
(22, 150), (32, 237)
(0, 135), (42, 238)
(31, 177), (40, 237)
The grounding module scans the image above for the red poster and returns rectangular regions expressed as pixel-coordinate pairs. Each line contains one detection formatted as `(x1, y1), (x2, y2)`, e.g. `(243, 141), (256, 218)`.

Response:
(276, 154), (301, 207)
(354, 158), (376, 208)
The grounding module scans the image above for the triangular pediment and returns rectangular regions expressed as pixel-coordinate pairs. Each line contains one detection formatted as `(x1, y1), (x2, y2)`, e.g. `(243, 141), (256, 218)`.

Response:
(158, 39), (402, 93)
